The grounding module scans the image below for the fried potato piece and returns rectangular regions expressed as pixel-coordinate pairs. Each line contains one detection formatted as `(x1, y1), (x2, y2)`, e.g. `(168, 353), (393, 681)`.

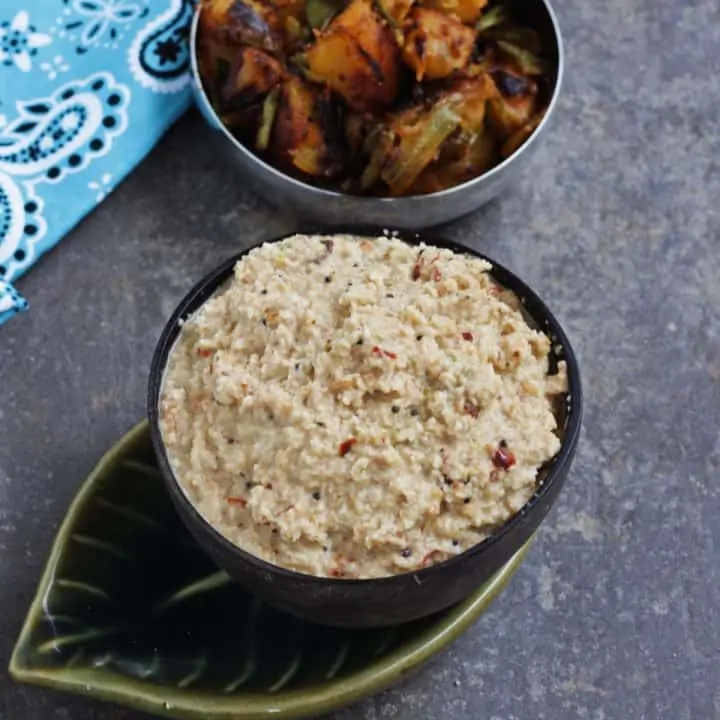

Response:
(411, 131), (497, 194)
(200, 0), (281, 54)
(423, 0), (487, 24)
(305, 0), (401, 111)
(402, 8), (476, 81)
(500, 111), (543, 158)
(221, 46), (283, 107)
(196, 35), (237, 107)
(270, 75), (341, 178)
(487, 68), (538, 138)
(197, 1), (241, 102)
(200, 0), (237, 33)
(445, 71), (499, 134)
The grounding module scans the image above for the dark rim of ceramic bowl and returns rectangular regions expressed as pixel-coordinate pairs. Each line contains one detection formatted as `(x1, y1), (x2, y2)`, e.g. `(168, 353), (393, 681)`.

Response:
(147, 226), (583, 588)
(188, 0), (565, 204)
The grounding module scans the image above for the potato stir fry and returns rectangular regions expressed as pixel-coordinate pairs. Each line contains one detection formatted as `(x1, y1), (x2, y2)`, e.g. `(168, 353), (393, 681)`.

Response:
(197, 0), (553, 196)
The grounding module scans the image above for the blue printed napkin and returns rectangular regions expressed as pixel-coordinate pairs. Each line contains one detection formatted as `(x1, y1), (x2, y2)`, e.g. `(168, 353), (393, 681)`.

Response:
(0, 0), (195, 325)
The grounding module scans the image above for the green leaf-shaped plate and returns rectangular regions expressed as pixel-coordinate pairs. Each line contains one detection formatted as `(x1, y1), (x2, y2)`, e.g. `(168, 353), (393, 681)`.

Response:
(10, 422), (534, 719)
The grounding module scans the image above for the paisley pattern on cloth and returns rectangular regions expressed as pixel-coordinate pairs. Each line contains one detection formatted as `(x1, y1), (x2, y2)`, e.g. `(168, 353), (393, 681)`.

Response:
(0, 0), (194, 325)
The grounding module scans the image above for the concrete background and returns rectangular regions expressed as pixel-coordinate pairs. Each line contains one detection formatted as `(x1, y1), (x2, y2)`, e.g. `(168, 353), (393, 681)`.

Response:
(1, 0), (718, 717)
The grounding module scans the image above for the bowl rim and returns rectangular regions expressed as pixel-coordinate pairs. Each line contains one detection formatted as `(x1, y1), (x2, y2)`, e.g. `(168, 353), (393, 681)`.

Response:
(147, 226), (583, 587)
(188, 0), (565, 204)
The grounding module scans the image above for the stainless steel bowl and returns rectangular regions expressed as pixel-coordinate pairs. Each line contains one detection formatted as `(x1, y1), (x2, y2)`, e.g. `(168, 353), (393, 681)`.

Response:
(188, 0), (564, 229)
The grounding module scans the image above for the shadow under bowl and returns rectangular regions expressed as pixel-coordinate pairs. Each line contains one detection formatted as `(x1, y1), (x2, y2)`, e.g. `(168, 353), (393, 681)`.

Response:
(188, 0), (565, 229)
(147, 227), (582, 628)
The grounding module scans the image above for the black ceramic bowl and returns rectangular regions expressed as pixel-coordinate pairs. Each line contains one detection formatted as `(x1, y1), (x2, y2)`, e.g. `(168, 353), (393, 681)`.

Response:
(148, 228), (582, 628)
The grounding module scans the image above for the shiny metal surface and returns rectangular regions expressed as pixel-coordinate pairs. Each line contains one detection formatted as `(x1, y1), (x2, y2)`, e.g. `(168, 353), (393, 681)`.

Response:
(188, 0), (564, 229)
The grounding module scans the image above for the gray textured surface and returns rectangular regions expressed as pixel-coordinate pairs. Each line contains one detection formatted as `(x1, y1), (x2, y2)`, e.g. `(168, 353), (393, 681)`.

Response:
(2, 0), (719, 717)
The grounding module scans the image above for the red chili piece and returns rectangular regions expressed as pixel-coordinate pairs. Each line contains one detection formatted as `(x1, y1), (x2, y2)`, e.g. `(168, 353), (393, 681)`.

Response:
(492, 446), (516, 470)
(411, 251), (424, 280)
(226, 497), (247, 507)
(372, 346), (397, 360)
(339, 437), (357, 456)
(464, 401), (479, 418)
(197, 348), (213, 358)
(461, 332), (473, 341)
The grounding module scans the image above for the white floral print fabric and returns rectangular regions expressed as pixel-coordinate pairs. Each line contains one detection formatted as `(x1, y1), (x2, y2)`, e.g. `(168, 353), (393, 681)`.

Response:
(0, 0), (194, 325)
